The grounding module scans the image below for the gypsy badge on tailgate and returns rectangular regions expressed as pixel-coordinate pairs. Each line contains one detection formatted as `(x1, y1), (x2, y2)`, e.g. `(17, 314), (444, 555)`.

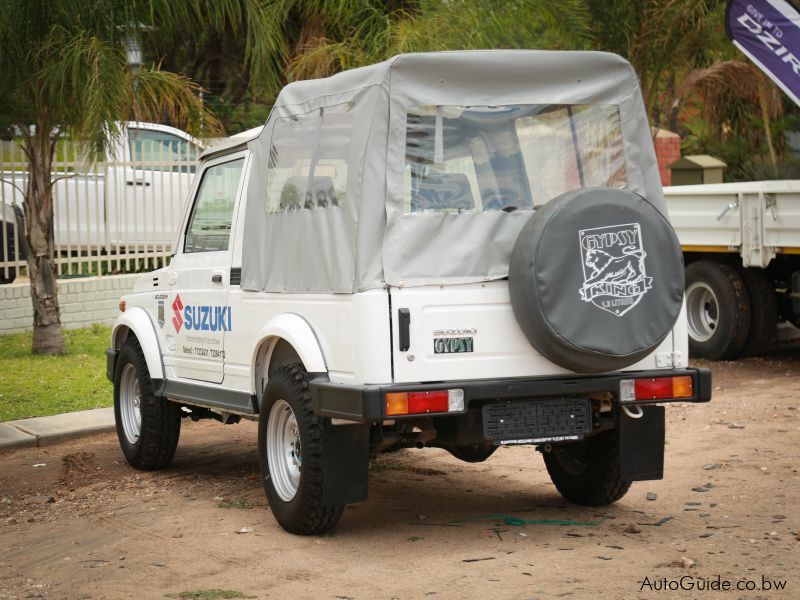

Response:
(433, 327), (477, 354)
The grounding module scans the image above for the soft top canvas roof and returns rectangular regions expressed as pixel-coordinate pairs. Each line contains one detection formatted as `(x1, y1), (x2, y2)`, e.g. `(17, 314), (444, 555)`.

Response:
(272, 50), (643, 116)
(242, 50), (663, 294)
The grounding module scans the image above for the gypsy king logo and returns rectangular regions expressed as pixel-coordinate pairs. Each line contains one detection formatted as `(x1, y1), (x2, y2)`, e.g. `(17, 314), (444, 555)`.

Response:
(578, 223), (653, 317)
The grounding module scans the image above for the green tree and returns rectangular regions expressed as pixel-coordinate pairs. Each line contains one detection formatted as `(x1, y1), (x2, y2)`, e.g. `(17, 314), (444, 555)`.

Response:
(0, 0), (270, 354)
(148, 1), (593, 133)
(280, 1), (593, 83)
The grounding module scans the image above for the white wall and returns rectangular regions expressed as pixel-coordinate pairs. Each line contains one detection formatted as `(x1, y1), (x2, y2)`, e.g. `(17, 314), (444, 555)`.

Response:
(0, 274), (138, 334)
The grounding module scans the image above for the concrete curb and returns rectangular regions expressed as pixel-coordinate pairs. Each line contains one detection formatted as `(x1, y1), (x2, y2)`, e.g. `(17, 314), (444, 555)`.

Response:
(0, 407), (115, 451)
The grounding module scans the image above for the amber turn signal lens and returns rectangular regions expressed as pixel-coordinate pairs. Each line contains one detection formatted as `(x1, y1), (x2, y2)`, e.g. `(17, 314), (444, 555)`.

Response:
(385, 392), (409, 416)
(671, 375), (693, 398)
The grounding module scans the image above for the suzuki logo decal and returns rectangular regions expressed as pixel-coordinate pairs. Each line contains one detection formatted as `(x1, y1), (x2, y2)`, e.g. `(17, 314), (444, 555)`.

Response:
(172, 294), (184, 332)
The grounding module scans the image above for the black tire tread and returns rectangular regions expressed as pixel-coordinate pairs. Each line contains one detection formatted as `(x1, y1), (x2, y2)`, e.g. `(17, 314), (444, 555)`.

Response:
(740, 267), (778, 357)
(543, 431), (631, 506)
(260, 363), (343, 535)
(114, 337), (181, 470)
(686, 260), (750, 360)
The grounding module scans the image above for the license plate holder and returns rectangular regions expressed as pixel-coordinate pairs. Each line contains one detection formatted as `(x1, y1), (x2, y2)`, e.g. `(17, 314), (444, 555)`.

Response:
(482, 398), (592, 445)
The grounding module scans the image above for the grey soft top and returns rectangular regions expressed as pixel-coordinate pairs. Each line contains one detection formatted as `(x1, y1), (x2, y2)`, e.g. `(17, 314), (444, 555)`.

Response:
(241, 50), (663, 294)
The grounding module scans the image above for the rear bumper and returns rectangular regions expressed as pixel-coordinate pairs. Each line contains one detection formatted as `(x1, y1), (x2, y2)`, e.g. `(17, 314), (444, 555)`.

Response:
(309, 367), (711, 422)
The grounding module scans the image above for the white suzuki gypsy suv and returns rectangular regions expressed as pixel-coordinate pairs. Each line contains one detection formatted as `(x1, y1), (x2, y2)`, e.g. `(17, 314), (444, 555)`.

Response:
(107, 50), (711, 535)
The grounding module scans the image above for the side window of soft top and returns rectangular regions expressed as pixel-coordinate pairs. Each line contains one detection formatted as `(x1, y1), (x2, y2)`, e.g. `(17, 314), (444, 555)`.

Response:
(184, 158), (245, 253)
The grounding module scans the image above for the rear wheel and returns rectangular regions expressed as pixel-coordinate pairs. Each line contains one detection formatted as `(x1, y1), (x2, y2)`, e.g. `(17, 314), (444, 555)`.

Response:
(740, 268), (777, 356)
(258, 363), (343, 535)
(543, 431), (631, 506)
(685, 260), (750, 360)
(113, 337), (181, 470)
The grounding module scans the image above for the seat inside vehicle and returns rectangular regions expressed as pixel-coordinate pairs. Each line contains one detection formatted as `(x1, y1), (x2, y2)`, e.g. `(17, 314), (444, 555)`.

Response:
(280, 175), (339, 210)
(412, 172), (475, 212)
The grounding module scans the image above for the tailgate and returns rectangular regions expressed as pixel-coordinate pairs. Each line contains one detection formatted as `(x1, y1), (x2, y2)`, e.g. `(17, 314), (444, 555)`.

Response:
(390, 282), (675, 383)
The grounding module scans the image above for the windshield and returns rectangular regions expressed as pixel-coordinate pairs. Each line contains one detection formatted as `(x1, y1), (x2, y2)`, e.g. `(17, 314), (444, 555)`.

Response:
(405, 104), (627, 213)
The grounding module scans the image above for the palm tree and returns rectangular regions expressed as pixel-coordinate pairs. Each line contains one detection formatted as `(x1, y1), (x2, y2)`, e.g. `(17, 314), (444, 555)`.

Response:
(670, 60), (783, 174)
(588, 0), (724, 124)
(0, 0), (271, 354)
(255, 1), (592, 86)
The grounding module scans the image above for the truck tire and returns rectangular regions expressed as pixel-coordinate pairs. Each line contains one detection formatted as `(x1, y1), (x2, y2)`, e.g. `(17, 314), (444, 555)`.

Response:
(114, 337), (181, 470)
(740, 268), (777, 357)
(259, 363), (344, 535)
(509, 188), (684, 373)
(685, 260), (750, 360)
(543, 430), (631, 506)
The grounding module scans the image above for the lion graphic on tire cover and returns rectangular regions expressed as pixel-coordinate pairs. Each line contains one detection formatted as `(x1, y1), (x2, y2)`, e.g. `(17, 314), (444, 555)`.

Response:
(578, 223), (653, 316)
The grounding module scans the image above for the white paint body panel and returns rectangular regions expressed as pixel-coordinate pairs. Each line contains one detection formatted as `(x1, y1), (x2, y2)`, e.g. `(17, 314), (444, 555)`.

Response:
(112, 306), (164, 379)
(391, 282), (677, 383)
(665, 180), (800, 267)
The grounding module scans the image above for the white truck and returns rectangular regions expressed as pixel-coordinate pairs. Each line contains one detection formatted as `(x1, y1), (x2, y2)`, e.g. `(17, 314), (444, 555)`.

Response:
(665, 180), (800, 359)
(1, 122), (203, 282)
(106, 50), (711, 535)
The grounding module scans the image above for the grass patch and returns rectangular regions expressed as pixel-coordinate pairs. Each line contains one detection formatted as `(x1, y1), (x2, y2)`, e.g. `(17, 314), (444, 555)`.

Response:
(165, 591), (254, 600)
(0, 324), (112, 421)
(217, 499), (264, 510)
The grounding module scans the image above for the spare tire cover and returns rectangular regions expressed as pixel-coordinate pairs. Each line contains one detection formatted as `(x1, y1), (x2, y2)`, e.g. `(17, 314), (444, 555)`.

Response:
(509, 187), (684, 373)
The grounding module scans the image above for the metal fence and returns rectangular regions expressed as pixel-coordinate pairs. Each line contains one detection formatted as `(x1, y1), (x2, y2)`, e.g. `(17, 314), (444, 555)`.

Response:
(1, 138), (199, 282)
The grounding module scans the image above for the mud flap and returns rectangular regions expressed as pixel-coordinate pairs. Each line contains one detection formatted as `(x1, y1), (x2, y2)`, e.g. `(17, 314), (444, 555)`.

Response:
(322, 421), (369, 505)
(618, 405), (664, 481)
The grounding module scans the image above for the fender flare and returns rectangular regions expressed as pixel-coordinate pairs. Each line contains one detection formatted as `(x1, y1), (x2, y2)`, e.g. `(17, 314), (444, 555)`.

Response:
(111, 307), (164, 380)
(251, 313), (327, 391)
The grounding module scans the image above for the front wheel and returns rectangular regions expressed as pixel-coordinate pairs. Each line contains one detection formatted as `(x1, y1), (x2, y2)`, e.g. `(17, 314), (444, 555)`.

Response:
(113, 337), (181, 470)
(543, 431), (631, 506)
(258, 364), (343, 535)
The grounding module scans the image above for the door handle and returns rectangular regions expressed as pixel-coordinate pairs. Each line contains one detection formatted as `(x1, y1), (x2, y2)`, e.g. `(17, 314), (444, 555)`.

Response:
(211, 271), (224, 284)
(398, 308), (410, 351)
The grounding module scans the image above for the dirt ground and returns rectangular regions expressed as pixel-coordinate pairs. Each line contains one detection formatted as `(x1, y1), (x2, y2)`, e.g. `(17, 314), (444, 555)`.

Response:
(1, 354), (799, 600)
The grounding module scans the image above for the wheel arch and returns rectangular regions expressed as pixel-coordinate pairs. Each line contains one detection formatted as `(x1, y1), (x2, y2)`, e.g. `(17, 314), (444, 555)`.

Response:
(111, 307), (164, 380)
(251, 313), (327, 400)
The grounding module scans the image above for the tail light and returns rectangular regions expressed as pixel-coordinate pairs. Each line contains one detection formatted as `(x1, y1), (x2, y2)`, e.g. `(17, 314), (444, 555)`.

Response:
(385, 389), (465, 416)
(620, 376), (693, 402)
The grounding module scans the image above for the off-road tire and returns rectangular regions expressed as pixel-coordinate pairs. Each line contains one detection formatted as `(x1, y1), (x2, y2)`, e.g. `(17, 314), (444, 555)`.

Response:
(543, 431), (631, 506)
(740, 267), (777, 357)
(259, 363), (344, 535)
(114, 337), (181, 470)
(685, 260), (750, 360)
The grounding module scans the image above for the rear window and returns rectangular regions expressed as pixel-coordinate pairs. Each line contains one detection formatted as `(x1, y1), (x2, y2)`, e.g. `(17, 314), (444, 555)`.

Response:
(404, 104), (626, 213)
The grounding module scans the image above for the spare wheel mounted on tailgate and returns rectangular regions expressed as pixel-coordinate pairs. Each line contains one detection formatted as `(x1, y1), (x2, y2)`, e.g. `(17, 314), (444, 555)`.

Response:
(509, 187), (684, 373)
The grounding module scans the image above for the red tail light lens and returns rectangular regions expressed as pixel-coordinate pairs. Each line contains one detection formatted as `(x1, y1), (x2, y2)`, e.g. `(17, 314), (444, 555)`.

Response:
(385, 390), (462, 416)
(633, 376), (693, 400)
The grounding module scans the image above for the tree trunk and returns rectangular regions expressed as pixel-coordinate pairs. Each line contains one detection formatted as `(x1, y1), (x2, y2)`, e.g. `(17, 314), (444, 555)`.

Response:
(757, 75), (778, 177)
(23, 125), (66, 355)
